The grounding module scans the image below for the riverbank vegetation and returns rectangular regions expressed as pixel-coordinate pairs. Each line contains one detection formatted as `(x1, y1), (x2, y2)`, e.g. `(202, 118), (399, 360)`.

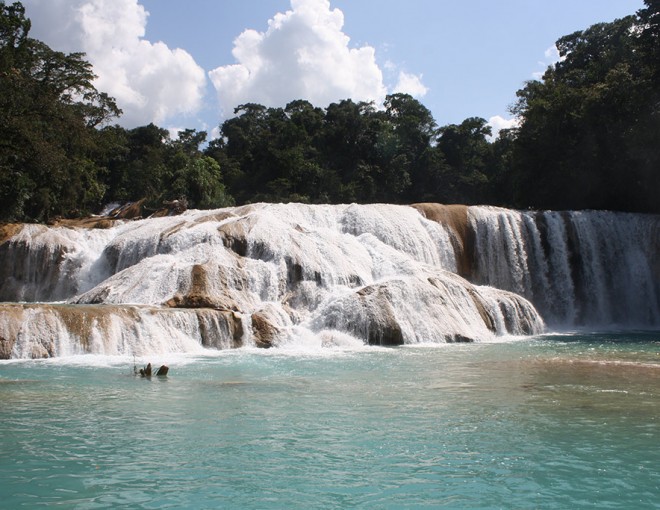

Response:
(1, 0), (658, 222)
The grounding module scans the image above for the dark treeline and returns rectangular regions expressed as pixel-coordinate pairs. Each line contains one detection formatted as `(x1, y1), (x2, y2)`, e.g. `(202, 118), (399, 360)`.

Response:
(1, 1), (658, 223)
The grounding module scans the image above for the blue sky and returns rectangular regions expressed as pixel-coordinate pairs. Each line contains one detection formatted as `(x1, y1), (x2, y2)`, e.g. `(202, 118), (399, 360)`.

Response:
(23, 0), (644, 138)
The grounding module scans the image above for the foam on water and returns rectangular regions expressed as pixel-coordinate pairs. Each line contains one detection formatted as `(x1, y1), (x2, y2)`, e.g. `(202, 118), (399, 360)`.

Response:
(470, 207), (660, 327)
(1, 204), (658, 358)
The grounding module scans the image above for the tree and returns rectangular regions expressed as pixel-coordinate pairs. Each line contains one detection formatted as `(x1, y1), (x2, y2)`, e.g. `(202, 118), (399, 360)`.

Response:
(383, 93), (442, 202)
(509, 3), (660, 213)
(436, 117), (492, 204)
(170, 156), (233, 209)
(0, 1), (121, 221)
(319, 99), (378, 201)
(167, 129), (233, 208)
(219, 103), (276, 202)
(102, 123), (169, 206)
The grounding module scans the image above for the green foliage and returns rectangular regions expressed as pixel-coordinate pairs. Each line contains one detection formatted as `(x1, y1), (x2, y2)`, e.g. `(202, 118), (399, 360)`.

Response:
(102, 125), (234, 211)
(0, 1), (120, 221)
(213, 94), (472, 206)
(168, 132), (234, 209)
(436, 117), (492, 204)
(509, 0), (660, 213)
(1, 0), (658, 222)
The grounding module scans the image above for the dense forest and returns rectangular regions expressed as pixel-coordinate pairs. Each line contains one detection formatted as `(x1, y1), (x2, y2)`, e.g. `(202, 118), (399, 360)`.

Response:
(1, 0), (658, 222)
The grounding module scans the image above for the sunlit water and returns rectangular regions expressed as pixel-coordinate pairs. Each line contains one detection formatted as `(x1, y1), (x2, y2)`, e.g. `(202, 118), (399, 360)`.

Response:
(1, 332), (659, 509)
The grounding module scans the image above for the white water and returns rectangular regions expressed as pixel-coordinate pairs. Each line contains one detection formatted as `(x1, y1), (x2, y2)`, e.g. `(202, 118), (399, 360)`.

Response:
(1, 203), (657, 358)
(469, 207), (660, 327)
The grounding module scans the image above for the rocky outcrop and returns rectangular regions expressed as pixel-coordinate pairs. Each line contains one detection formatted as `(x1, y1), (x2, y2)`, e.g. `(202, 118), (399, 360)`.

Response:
(313, 270), (545, 345)
(0, 335), (13, 360)
(48, 217), (116, 229)
(0, 303), (245, 358)
(412, 203), (473, 277)
(354, 284), (405, 345)
(149, 199), (188, 218)
(196, 309), (244, 349)
(165, 265), (236, 311)
(108, 199), (147, 220)
(0, 223), (24, 244)
(250, 311), (279, 348)
(0, 203), (559, 358)
(218, 215), (254, 256)
(0, 225), (80, 302)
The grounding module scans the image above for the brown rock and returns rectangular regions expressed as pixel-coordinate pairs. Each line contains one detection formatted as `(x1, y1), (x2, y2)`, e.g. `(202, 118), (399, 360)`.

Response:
(148, 199), (188, 218)
(164, 264), (243, 312)
(448, 334), (474, 343)
(165, 293), (239, 312)
(49, 217), (116, 229)
(0, 224), (24, 244)
(0, 335), (14, 360)
(251, 312), (279, 348)
(218, 218), (252, 256)
(197, 309), (245, 349)
(355, 284), (404, 346)
(108, 199), (146, 219)
(411, 203), (474, 278)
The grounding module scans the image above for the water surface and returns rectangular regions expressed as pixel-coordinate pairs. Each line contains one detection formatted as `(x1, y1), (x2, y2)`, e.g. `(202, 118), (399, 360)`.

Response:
(1, 333), (659, 509)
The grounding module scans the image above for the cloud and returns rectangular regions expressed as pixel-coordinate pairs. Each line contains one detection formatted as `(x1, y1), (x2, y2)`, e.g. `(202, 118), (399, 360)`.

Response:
(22, 0), (206, 127)
(544, 45), (561, 61)
(208, 0), (388, 116)
(487, 115), (520, 139)
(532, 44), (564, 80)
(383, 60), (397, 72)
(393, 71), (428, 98)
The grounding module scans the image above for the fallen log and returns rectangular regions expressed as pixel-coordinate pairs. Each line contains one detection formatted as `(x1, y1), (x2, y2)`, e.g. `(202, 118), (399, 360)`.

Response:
(136, 362), (169, 377)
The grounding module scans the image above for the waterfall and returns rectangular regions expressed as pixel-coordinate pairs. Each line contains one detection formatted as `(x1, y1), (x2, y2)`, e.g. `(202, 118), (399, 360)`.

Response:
(0, 304), (242, 359)
(469, 207), (660, 328)
(1, 203), (656, 358)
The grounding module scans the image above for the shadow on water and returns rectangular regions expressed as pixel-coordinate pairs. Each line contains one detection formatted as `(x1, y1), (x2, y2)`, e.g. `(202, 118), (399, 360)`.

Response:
(541, 329), (660, 343)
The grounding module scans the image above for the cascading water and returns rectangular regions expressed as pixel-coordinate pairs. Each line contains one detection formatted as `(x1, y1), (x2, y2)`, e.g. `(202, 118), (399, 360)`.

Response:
(0, 203), (656, 359)
(469, 206), (660, 328)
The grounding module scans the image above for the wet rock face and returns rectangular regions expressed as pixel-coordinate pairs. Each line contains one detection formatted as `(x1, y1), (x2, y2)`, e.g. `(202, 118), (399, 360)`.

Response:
(448, 334), (473, 343)
(354, 285), (404, 346)
(163, 264), (247, 314)
(196, 309), (244, 350)
(412, 203), (473, 278)
(0, 224), (24, 244)
(148, 200), (188, 218)
(0, 335), (14, 360)
(0, 303), (246, 358)
(165, 293), (237, 311)
(0, 305), (22, 359)
(0, 203), (569, 358)
(108, 199), (147, 220)
(250, 312), (278, 348)
(0, 226), (78, 302)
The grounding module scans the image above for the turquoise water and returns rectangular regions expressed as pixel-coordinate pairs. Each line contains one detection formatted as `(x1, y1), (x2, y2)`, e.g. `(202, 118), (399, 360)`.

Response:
(1, 333), (659, 509)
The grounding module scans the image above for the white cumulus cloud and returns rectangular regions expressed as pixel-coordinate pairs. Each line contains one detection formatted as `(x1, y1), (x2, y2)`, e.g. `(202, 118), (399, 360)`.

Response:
(22, 0), (206, 127)
(532, 44), (564, 80)
(393, 71), (428, 98)
(208, 0), (389, 116)
(487, 115), (520, 140)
